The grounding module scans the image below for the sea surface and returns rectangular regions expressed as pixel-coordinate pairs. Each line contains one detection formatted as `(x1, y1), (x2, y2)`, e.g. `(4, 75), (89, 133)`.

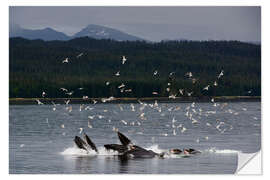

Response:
(9, 101), (261, 174)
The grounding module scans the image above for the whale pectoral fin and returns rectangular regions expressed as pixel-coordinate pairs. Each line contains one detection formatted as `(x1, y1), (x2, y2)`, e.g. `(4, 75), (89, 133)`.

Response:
(117, 132), (131, 146)
(74, 136), (88, 152)
(83, 133), (98, 153)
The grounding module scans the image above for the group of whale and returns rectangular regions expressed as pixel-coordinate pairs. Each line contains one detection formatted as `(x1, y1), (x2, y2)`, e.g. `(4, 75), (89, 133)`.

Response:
(74, 131), (201, 159)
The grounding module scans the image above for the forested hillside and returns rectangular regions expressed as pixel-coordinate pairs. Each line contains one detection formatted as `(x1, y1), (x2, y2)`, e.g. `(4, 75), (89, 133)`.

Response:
(9, 37), (261, 98)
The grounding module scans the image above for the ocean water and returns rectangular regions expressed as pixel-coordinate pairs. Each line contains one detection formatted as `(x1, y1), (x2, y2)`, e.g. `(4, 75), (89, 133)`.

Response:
(9, 101), (261, 174)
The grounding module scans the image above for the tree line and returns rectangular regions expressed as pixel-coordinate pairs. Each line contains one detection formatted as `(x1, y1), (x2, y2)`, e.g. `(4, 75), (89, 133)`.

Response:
(9, 37), (261, 98)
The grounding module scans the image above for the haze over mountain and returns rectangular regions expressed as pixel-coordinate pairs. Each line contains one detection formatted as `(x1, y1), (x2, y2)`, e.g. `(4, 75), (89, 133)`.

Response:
(9, 24), (145, 41)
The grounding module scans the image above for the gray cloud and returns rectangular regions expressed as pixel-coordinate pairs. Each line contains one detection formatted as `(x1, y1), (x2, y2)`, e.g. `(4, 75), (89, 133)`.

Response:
(9, 6), (261, 42)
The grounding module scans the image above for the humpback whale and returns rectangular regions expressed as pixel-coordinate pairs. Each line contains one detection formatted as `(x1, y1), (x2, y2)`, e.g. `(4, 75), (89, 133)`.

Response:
(74, 131), (199, 158)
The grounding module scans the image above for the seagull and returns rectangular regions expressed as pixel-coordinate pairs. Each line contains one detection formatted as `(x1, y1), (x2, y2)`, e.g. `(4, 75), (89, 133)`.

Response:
(66, 91), (74, 96)
(36, 99), (43, 105)
(115, 71), (120, 76)
(179, 89), (184, 95)
(61, 124), (65, 128)
(169, 94), (177, 99)
(186, 72), (192, 78)
(122, 56), (127, 64)
(211, 98), (215, 103)
(173, 129), (177, 136)
(106, 81), (110, 86)
(62, 58), (69, 63)
(65, 100), (70, 105)
(92, 100), (97, 104)
(152, 92), (158, 95)
(83, 96), (88, 99)
(76, 53), (83, 58)
(20, 144), (25, 148)
(187, 91), (193, 96)
(181, 127), (187, 133)
(153, 70), (158, 76)
(205, 136), (209, 140)
(42, 91), (46, 97)
(206, 123), (212, 127)
(248, 90), (252, 94)
(87, 121), (93, 128)
(121, 120), (128, 125)
(214, 81), (218, 86)
(218, 70), (224, 79)
(118, 83), (125, 89)
(167, 83), (171, 86)
(169, 72), (175, 76)
(166, 87), (170, 92)
(60, 88), (68, 92)
(79, 128), (83, 134)
(162, 133), (168, 137)
(130, 104), (135, 112)
(88, 115), (95, 119)
(203, 85), (210, 91)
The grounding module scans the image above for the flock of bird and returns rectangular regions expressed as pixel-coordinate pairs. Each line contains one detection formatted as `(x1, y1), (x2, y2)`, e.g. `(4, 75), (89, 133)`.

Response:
(29, 52), (258, 149)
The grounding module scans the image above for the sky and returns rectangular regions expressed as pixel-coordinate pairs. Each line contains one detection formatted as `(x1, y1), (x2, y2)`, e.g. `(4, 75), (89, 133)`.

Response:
(9, 6), (261, 42)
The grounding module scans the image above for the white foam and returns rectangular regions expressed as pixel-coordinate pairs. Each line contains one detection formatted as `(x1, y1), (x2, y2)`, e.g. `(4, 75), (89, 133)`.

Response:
(206, 147), (241, 154)
(60, 146), (119, 156)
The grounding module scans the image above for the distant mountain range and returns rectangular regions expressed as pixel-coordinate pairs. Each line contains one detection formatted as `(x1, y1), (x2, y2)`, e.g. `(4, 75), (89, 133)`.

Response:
(9, 24), (145, 41)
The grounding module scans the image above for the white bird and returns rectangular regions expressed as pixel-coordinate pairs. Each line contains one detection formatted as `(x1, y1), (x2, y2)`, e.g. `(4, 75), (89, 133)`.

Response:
(192, 119), (198, 124)
(65, 100), (70, 105)
(169, 72), (175, 76)
(196, 139), (200, 143)
(66, 91), (74, 96)
(61, 124), (65, 128)
(112, 126), (118, 132)
(88, 121), (93, 129)
(92, 100), (97, 104)
(130, 104), (135, 112)
(137, 121), (141, 126)
(36, 99), (43, 105)
(173, 129), (177, 136)
(76, 53), (83, 58)
(186, 72), (192, 78)
(214, 81), (218, 86)
(79, 128), (83, 134)
(106, 81), (110, 86)
(122, 56), (127, 64)
(162, 133), (168, 137)
(62, 58), (69, 63)
(60, 88), (68, 92)
(20, 144), (25, 148)
(205, 136), (209, 140)
(118, 83), (125, 89)
(42, 91), (46, 97)
(206, 123), (212, 127)
(121, 120), (128, 125)
(166, 87), (170, 92)
(203, 85), (210, 91)
(153, 70), (158, 76)
(187, 92), (193, 96)
(88, 115), (95, 119)
(83, 96), (88, 99)
(152, 92), (158, 95)
(172, 117), (177, 123)
(211, 98), (215, 103)
(218, 70), (224, 79)
(115, 71), (120, 76)
(179, 89), (184, 95)
(167, 83), (171, 86)
(169, 94), (176, 99)
(242, 108), (247, 111)
(181, 127), (187, 133)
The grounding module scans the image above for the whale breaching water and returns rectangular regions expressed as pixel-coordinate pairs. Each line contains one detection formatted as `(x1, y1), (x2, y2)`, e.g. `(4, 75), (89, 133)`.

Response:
(73, 131), (201, 158)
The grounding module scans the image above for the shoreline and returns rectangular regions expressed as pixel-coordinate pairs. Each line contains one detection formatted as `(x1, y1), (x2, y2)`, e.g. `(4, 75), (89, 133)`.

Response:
(9, 96), (261, 105)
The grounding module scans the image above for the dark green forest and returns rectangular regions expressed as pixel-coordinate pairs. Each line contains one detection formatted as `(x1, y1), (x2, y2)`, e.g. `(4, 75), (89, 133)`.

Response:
(9, 37), (261, 98)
